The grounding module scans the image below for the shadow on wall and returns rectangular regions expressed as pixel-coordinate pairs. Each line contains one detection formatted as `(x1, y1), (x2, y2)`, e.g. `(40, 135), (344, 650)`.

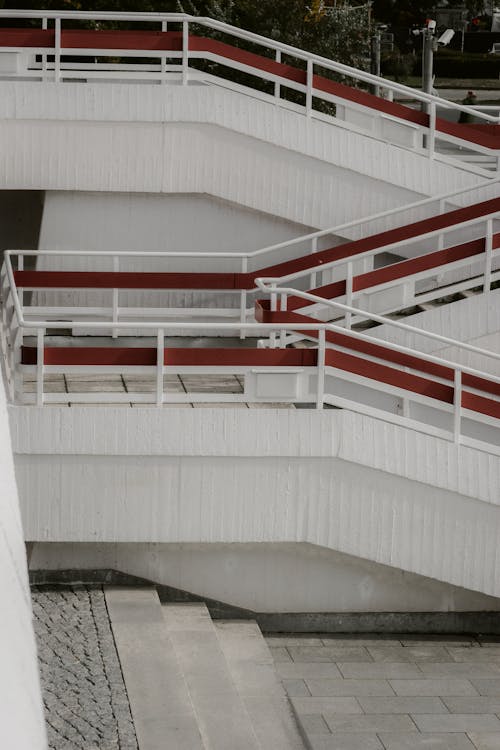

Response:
(0, 191), (44, 269)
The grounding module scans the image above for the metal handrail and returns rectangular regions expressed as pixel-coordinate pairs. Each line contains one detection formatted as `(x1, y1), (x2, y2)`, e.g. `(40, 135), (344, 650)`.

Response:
(0, 10), (497, 125)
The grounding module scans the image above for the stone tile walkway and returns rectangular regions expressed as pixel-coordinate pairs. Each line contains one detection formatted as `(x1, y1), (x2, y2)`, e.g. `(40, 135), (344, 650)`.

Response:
(32, 586), (138, 750)
(265, 634), (500, 750)
(22, 373), (296, 408)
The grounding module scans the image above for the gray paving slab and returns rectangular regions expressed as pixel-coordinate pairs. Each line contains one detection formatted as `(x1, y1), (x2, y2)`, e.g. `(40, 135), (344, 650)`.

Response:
(283, 679), (311, 696)
(378, 732), (475, 749)
(471, 679), (500, 696)
(214, 619), (305, 750)
(467, 732), (500, 749)
(306, 678), (394, 697)
(271, 647), (294, 662)
(307, 734), (384, 749)
(448, 648), (500, 663)
(162, 603), (261, 750)
(289, 646), (373, 663)
(322, 638), (403, 647)
(419, 664), (500, 678)
(442, 696), (500, 714)
(357, 696), (448, 714)
(298, 714), (331, 734)
(412, 714), (500, 733)
(276, 663), (343, 679)
(324, 713), (417, 733)
(368, 646), (453, 663)
(290, 696), (363, 715)
(338, 663), (424, 679)
(105, 587), (205, 750)
(266, 637), (325, 647)
(390, 679), (479, 696)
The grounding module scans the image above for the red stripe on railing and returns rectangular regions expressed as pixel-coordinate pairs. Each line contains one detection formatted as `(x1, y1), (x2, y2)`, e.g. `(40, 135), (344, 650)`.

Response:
(0, 27), (499, 149)
(14, 270), (245, 290)
(21, 346), (317, 367)
(462, 391), (500, 420)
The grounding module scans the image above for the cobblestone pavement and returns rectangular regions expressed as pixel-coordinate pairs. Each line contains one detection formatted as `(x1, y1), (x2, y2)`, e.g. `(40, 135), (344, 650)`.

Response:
(266, 634), (500, 750)
(32, 586), (138, 750)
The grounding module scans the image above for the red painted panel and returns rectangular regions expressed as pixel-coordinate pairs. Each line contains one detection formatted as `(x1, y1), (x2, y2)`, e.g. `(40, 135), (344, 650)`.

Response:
(14, 270), (240, 290)
(463, 373), (500, 398)
(462, 391), (500, 419)
(324, 347), (455, 404)
(21, 345), (317, 367)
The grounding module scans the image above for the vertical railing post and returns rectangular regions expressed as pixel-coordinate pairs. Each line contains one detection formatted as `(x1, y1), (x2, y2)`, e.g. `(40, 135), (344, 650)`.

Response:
(427, 101), (436, 159)
(453, 368), (462, 443)
(54, 17), (61, 83)
(345, 262), (353, 330)
(484, 218), (493, 294)
(240, 256), (248, 340)
(274, 50), (281, 102)
(17, 255), (24, 314)
(37, 327), (44, 406)
(270, 284), (278, 349)
(316, 328), (325, 410)
(279, 292), (287, 347)
(42, 17), (48, 80)
(438, 199), (446, 250)
(156, 328), (164, 406)
(182, 20), (189, 85)
(306, 58), (313, 116)
(310, 236), (318, 289)
(161, 19), (168, 83)
(112, 255), (119, 339)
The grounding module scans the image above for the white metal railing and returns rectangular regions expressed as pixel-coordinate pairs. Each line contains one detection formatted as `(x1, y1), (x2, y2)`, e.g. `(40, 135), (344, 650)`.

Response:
(1, 255), (499, 454)
(10, 196), (499, 337)
(0, 11), (499, 173)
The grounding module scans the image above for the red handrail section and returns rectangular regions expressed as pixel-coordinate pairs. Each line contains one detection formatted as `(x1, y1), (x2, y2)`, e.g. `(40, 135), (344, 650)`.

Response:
(1, 27), (499, 150)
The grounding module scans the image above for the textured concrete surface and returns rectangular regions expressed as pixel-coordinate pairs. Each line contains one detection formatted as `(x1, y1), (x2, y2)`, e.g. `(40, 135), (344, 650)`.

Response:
(267, 634), (500, 750)
(32, 586), (137, 750)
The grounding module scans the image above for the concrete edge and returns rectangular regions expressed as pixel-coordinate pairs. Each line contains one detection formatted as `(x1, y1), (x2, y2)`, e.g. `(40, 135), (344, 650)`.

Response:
(29, 569), (500, 635)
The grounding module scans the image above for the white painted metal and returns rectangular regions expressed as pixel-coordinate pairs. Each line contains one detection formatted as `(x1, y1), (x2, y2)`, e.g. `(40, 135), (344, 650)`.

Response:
(0, 375), (46, 749)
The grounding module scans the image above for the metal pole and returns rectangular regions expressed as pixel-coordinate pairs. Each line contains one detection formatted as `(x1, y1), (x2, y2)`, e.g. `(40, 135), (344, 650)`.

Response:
(422, 29), (434, 101)
(370, 30), (381, 97)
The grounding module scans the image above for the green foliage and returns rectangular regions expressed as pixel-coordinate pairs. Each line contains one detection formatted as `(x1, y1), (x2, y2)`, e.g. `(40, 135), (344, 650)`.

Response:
(381, 50), (414, 82)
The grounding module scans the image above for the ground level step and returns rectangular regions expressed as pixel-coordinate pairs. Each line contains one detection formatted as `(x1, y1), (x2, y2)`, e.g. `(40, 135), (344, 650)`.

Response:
(214, 619), (306, 750)
(104, 587), (205, 750)
(162, 603), (261, 750)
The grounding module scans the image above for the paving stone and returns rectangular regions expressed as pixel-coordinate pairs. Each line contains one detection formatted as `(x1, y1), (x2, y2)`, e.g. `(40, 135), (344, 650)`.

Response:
(306, 678), (394, 697)
(357, 696), (448, 714)
(307, 734), (384, 749)
(368, 646), (453, 663)
(324, 713), (417, 733)
(390, 679), (479, 697)
(419, 664), (500, 678)
(338, 663), (424, 679)
(193, 401), (249, 408)
(277, 663), (343, 679)
(378, 732), (475, 749)
(32, 586), (138, 750)
(291, 697), (363, 715)
(470, 679), (500, 696)
(289, 646), (372, 663)
(412, 715), (500, 733)
(467, 732), (500, 749)
(448, 648), (500, 663)
(180, 374), (243, 393)
(283, 679), (311, 697)
(297, 714), (331, 734)
(266, 637), (325, 647)
(270, 647), (293, 662)
(322, 638), (403, 647)
(246, 402), (296, 408)
(442, 697), (500, 714)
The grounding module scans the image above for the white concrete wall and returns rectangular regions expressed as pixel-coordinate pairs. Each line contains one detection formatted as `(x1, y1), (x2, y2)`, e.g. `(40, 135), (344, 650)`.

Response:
(0, 81), (482, 235)
(10, 406), (500, 598)
(29, 541), (500, 614)
(0, 380), (46, 749)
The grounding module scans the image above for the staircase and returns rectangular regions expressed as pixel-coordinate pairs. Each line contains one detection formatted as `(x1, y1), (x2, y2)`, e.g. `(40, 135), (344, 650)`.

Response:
(105, 587), (305, 750)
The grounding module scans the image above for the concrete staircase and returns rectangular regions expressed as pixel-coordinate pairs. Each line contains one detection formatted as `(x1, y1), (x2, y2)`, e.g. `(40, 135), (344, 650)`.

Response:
(105, 587), (305, 750)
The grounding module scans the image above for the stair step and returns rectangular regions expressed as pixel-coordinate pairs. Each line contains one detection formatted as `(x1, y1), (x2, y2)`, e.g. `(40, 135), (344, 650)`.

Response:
(162, 603), (261, 750)
(104, 587), (205, 750)
(214, 619), (305, 750)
